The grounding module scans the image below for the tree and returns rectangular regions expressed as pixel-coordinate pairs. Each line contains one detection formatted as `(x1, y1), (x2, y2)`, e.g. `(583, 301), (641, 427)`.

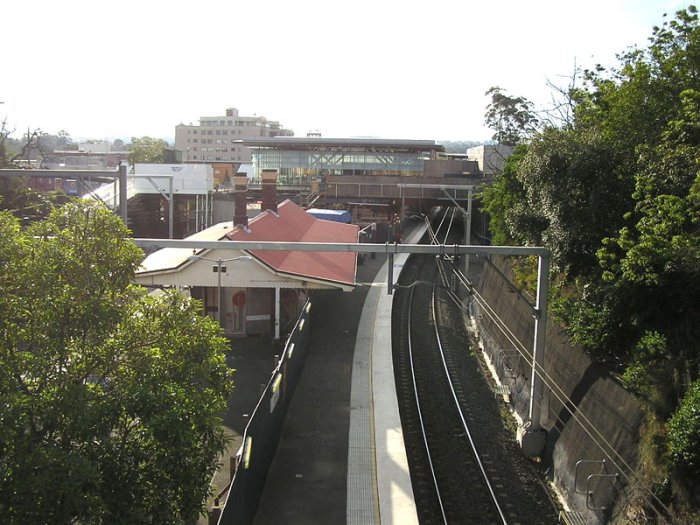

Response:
(513, 127), (632, 276)
(667, 379), (700, 487)
(0, 201), (232, 524)
(484, 86), (539, 146)
(479, 145), (527, 246)
(0, 118), (61, 221)
(128, 136), (168, 164)
(37, 129), (73, 153)
(0, 117), (11, 168)
(483, 7), (700, 511)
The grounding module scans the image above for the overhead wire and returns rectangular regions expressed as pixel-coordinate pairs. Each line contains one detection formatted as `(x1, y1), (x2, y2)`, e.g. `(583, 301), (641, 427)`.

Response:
(447, 258), (675, 522)
(425, 207), (672, 521)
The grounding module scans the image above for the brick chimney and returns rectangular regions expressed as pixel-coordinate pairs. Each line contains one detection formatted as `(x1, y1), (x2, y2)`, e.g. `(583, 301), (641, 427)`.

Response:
(233, 175), (248, 228)
(261, 169), (278, 213)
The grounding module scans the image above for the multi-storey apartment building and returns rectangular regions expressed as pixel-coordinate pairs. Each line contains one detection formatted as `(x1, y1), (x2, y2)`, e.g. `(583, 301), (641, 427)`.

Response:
(174, 107), (294, 164)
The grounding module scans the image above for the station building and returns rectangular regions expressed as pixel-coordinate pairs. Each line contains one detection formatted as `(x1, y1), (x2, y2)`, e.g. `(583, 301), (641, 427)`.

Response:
(244, 137), (451, 182)
(243, 137), (483, 227)
(134, 172), (358, 339)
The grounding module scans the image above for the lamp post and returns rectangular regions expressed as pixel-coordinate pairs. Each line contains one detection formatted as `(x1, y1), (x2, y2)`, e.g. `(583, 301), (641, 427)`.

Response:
(187, 254), (252, 324)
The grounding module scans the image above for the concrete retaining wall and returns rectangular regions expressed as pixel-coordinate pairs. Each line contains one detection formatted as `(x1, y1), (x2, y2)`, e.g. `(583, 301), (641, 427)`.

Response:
(473, 255), (642, 524)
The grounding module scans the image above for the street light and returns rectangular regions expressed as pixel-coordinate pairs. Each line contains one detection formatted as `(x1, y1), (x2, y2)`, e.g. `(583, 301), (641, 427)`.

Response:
(187, 254), (252, 323)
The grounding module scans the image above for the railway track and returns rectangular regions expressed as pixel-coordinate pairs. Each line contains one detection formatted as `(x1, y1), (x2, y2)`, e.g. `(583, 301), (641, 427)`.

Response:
(392, 208), (559, 525)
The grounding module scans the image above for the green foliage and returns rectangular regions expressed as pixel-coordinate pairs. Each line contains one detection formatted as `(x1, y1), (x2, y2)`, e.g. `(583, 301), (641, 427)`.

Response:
(0, 201), (232, 524)
(0, 176), (56, 221)
(667, 380), (700, 483)
(482, 7), (700, 509)
(128, 136), (168, 164)
(479, 145), (527, 245)
(484, 86), (539, 146)
(623, 331), (677, 413)
(515, 127), (632, 276)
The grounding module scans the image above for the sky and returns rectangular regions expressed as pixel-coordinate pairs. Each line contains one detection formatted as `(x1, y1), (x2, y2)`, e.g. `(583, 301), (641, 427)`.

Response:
(0, 0), (691, 144)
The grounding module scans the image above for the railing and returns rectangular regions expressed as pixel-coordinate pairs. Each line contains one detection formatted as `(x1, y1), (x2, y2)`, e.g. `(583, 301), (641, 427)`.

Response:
(215, 299), (313, 525)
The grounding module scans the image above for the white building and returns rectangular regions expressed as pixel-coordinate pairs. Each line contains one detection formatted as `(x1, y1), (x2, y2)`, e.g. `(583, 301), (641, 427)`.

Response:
(466, 144), (514, 178)
(175, 107), (294, 163)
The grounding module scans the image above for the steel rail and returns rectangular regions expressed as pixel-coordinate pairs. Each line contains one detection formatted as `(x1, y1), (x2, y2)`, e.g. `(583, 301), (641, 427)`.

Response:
(431, 279), (508, 524)
(406, 281), (449, 524)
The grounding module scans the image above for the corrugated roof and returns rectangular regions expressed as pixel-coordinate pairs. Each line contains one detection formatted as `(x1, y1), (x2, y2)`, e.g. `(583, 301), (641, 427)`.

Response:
(227, 200), (358, 286)
(241, 137), (445, 152)
(137, 200), (358, 287)
(137, 222), (234, 274)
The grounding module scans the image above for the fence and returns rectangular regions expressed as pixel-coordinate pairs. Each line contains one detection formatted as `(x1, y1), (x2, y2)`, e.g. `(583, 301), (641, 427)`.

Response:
(216, 299), (313, 525)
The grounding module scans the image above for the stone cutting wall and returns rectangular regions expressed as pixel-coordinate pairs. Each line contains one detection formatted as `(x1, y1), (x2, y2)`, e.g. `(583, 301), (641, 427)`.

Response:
(472, 255), (642, 524)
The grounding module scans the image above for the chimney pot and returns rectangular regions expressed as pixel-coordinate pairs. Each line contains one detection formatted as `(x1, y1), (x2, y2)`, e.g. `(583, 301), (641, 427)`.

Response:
(261, 169), (278, 213)
(234, 175), (248, 227)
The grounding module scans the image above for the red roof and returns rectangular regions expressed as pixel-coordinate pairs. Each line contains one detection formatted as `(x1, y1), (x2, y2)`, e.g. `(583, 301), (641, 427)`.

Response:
(226, 200), (358, 287)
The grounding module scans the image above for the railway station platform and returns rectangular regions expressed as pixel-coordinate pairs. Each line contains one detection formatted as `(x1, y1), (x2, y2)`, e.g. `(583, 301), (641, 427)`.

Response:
(346, 223), (427, 525)
(253, 221), (427, 525)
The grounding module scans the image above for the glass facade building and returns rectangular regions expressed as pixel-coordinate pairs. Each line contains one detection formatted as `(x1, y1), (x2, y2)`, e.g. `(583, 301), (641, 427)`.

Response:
(246, 138), (443, 185)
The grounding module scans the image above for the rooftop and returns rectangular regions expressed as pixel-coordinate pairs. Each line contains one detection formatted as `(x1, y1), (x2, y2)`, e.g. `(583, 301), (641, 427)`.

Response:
(137, 200), (358, 288)
(242, 137), (445, 152)
(227, 200), (358, 287)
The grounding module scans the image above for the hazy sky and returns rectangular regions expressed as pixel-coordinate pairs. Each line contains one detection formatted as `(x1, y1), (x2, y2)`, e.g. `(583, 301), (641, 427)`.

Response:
(1, 0), (690, 143)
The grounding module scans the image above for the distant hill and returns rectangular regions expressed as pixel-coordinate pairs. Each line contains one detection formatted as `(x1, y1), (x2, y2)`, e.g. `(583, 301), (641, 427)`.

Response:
(439, 140), (482, 153)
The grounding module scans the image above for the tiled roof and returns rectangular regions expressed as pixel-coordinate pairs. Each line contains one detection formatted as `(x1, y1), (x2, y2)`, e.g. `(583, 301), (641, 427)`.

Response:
(227, 200), (358, 286)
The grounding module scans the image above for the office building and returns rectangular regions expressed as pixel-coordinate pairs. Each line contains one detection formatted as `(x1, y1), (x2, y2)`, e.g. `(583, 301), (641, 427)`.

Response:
(175, 107), (294, 164)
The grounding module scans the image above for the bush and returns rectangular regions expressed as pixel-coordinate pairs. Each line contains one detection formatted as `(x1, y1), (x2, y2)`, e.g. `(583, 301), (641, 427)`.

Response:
(667, 380), (700, 482)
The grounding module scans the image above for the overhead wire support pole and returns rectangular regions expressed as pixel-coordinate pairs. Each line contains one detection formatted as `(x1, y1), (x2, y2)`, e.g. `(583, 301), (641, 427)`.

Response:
(169, 177), (174, 239)
(426, 185), (474, 279)
(387, 243), (394, 296)
(529, 253), (550, 432)
(466, 187), (473, 277)
(1, 167), (129, 224)
(136, 174), (176, 239)
(133, 237), (551, 455)
(131, 239), (547, 257)
(118, 163), (127, 224)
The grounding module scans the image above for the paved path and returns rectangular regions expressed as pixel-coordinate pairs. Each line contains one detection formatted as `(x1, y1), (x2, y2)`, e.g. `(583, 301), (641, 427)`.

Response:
(253, 254), (387, 525)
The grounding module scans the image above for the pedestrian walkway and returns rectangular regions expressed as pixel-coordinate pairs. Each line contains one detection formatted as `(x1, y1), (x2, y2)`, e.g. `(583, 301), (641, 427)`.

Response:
(252, 222), (427, 525)
(252, 253), (387, 525)
(347, 226), (426, 525)
(200, 335), (281, 525)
